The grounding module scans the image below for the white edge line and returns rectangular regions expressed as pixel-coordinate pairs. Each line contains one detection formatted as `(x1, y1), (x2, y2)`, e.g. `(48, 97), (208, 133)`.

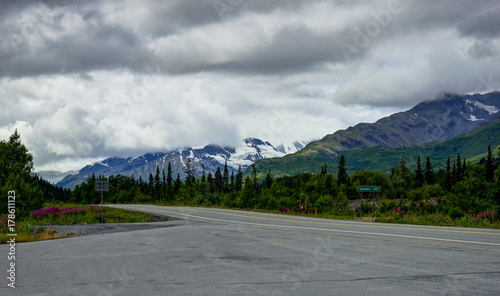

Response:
(112, 206), (500, 247)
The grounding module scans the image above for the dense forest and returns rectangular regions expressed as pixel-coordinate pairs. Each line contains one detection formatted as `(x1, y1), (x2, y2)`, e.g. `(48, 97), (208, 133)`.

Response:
(70, 146), (500, 223)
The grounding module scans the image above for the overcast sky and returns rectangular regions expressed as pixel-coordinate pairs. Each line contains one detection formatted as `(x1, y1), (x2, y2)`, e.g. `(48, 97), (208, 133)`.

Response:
(1, 0), (499, 172)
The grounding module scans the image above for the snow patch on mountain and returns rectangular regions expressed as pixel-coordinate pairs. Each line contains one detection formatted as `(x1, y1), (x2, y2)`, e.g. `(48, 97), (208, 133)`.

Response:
(466, 99), (499, 115)
(275, 140), (310, 154)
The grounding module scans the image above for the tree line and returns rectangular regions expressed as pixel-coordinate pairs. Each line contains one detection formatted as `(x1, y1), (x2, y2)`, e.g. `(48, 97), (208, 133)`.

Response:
(1, 130), (499, 221)
(70, 145), (500, 219)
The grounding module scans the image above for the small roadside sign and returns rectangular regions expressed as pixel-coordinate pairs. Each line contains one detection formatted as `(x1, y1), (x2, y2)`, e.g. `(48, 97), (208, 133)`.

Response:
(95, 181), (109, 224)
(357, 186), (381, 193)
(95, 181), (109, 192)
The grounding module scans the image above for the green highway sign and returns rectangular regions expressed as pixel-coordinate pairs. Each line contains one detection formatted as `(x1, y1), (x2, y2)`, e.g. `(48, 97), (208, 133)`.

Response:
(357, 186), (381, 193)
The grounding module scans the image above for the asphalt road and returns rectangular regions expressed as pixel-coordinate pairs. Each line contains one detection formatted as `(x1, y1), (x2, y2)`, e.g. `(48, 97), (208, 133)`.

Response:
(1, 205), (499, 295)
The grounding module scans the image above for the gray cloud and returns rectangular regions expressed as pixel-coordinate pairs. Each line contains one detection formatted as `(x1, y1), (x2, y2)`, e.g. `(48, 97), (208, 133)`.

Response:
(1, 0), (499, 171)
(457, 8), (500, 39)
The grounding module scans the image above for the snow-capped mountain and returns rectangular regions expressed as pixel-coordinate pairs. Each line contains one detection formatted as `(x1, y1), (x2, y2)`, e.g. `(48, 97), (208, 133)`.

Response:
(56, 138), (296, 189)
(275, 140), (310, 154)
(254, 91), (500, 177)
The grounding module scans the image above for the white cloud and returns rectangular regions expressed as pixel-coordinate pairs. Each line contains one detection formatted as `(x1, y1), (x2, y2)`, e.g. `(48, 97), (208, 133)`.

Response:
(1, 0), (499, 172)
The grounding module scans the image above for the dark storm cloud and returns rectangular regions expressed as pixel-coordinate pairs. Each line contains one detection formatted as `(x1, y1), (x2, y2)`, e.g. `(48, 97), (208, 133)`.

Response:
(2, 0), (500, 171)
(457, 8), (500, 39)
(1, 0), (499, 80)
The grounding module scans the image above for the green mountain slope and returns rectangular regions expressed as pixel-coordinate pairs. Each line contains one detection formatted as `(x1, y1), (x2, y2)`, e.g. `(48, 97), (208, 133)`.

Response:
(253, 120), (500, 177)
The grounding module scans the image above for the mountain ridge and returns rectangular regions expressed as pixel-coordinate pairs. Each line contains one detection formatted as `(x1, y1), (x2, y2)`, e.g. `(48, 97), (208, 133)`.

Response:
(55, 138), (306, 189)
(253, 120), (500, 177)
(254, 91), (500, 176)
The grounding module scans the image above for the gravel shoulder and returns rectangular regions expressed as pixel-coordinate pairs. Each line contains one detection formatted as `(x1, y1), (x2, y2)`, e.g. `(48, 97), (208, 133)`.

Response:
(42, 214), (183, 238)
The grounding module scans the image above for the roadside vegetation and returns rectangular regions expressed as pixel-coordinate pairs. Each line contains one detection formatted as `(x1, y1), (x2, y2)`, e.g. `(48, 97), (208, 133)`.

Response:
(0, 203), (155, 243)
(1, 130), (499, 245)
(69, 146), (500, 229)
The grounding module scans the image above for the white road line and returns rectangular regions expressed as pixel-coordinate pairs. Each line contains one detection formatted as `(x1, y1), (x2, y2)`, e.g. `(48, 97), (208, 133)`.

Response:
(118, 206), (500, 247)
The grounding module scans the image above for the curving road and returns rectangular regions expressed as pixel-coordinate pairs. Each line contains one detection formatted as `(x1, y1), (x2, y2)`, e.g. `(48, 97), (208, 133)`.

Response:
(1, 205), (499, 295)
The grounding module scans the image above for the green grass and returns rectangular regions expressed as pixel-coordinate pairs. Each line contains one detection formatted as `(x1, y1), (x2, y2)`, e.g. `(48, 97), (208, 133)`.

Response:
(0, 203), (157, 243)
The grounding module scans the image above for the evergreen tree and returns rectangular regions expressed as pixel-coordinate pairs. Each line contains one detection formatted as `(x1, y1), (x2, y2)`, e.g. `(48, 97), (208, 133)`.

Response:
(230, 171), (235, 192)
(456, 153), (462, 181)
(223, 161), (229, 193)
(214, 166), (223, 193)
(201, 164), (206, 183)
(0, 130), (43, 218)
(337, 154), (348, 185)
(148, 173), (154, 197)
(424, 156), (434, 185)
(445, 157), (452, 191)
(415, 155), (424, 187)
(184, 158), (196, 186)
(207, 172), (214, 193)
(162, 169), (166, 200)
(452, 163), (456, 185)
(235, 165), (243, 192)
(174, 173), (181, 192)
(154, 165), (161, 201)
(265, 169), (273, 188)
(320, 163), (327, 174)
(486, 145), (495, 182)
(167, 162), (173, 190)
(251, 164), (259, 194)
(400, 158), (408, 179)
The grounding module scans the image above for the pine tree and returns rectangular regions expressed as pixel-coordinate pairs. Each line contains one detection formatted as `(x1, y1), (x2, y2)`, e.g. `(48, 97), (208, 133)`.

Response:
(174, 173), (181, 192)
(235, 165), (243, 192)
(486, 145), (495, 182)
(251, 164), (259, 194)
(183, 158), (196, 186)
(162, 169), (166, 200)
(445, 157), (451, 191)
(337, 154), (348, 185)
(167, 162), (173, 190)
(207, 172), (214, 193)
(400, 158), (408, 179)
(415, 155), (424, 187)
(451, 163), (456, 185)
(424, 156), (434, 184)
(214, 166), (223, 193)
(154, 165), (161, 201)
(201, 164), (206, 183)
(321, 163), (327, 174)
(223, 161), (229, 193)
(230, 171), (235, 192)
(149, 173), (154, 197)
(265, 169), (273, 188)
(456, 154), (462, 181)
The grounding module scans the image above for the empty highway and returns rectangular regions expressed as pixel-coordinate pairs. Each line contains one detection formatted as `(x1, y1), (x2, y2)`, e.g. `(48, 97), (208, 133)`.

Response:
(1, 205), (499, 295)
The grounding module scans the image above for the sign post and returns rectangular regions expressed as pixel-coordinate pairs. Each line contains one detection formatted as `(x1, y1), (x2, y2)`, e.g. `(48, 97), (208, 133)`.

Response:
(95, 181), (109, 223)
(357, 186), (381, 221)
